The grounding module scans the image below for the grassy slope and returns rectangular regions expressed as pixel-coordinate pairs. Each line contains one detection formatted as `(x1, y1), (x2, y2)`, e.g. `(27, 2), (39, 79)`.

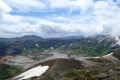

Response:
(0, 36), (116, 57)
(30, 63), (120, 80)
(28, 49), (120, 80)
(65, 38), (113, 56)
(0, 64), (20, 80)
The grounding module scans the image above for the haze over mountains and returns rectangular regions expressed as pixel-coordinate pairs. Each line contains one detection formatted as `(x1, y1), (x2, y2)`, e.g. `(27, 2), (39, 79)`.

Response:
(0, 35), (42, 42)
(0, 35), (82, 41)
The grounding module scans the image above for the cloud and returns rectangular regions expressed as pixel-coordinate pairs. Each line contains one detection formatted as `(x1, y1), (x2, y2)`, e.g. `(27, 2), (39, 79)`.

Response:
(0, 0), (12, 13)
(3, 0), (46, 12)
(91, 0), (120, 37)
(0, 0), (12, 21)
(47, 0), (93, 13)
(0, 0), (120, 38)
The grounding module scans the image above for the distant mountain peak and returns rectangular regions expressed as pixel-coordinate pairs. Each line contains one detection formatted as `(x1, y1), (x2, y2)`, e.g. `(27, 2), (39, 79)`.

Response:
(16, 35), (42, 41)
(20, 35), (42, 39)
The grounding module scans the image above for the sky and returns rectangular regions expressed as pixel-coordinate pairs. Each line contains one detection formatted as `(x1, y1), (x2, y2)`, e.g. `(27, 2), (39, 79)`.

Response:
(0, 0), (120, 38)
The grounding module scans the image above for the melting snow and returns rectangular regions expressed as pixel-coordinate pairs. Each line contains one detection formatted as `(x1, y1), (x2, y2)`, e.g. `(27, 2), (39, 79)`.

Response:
(35, 43), (39, 47)
(116, 40), (120, 45)
(115, 37), (119, 41)
(14, 65), (49, 80)
(103, 52), (113, 57)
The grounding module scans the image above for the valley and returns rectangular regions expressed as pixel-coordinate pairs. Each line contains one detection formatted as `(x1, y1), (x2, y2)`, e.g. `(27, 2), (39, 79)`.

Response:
(1, 0), (120, 79)
(0, 35), (120, 80)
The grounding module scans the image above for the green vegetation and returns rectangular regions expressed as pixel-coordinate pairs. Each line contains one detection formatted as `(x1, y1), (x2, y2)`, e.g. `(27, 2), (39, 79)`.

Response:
(113, 49), (120, 60)
(63, 38), (113, 56)
(0, 36), (116, 57)
(0, 64), (20, 80)
(30, 63), (120, 80)
(21, 48), (44, 56)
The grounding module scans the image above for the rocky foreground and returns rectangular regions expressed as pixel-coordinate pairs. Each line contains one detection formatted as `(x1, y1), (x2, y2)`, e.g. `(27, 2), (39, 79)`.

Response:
(36, 63), (120, 80)
(6, 49), (119, 80)
(0, 48), (120, 80)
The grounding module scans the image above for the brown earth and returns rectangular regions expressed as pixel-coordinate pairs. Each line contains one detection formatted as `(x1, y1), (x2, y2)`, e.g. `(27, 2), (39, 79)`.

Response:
(0, 56), (12, 63)
(38, 58), (83, 75)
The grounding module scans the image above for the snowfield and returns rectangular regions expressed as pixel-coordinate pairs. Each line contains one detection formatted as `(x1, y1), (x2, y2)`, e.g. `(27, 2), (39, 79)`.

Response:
(14, 65), (49, 80)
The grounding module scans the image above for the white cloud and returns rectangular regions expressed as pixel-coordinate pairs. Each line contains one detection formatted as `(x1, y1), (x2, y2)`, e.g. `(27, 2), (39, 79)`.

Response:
(3, 0), (46, 12)
(0, 0), (12, 21)
(91, 0), (120, 37)
(0, 0), (12, 13)
(0, 0), (120, 38)
(47, 0), (93, 13)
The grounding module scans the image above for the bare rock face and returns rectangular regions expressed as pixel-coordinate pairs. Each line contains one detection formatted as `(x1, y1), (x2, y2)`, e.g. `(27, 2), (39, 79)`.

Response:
(0, 56), (12, 63)
(4, 56), (37, 70)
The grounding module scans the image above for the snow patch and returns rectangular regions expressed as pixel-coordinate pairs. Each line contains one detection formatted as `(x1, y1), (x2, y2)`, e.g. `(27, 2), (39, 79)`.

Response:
(103, 52), (113, 57)
(116, 40), (120, 45)
(14, 65), (49, 80)
(98, 38), (105, 43)
(115, 37), (119, 41)
(103, 52), (119, 62)
(35, 43), (39, 47)
(112, 37), (120, 47)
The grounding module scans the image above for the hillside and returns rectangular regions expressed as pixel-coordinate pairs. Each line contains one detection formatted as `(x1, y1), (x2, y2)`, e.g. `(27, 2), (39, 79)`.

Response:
(0, 35), (119, 57)
(1, 35), (120, 80)
(19, 50), (120, 80)
(32, 63), (120, 80)
(15, 50), (120, 80)
(0, 64), (20, 80)
(38, 58), (83, 75)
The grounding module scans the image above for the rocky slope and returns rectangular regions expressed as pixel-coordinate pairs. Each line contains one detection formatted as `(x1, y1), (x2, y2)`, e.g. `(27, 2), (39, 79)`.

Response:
(12, 50), (120, 80)
(27, 52), (120, 80)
